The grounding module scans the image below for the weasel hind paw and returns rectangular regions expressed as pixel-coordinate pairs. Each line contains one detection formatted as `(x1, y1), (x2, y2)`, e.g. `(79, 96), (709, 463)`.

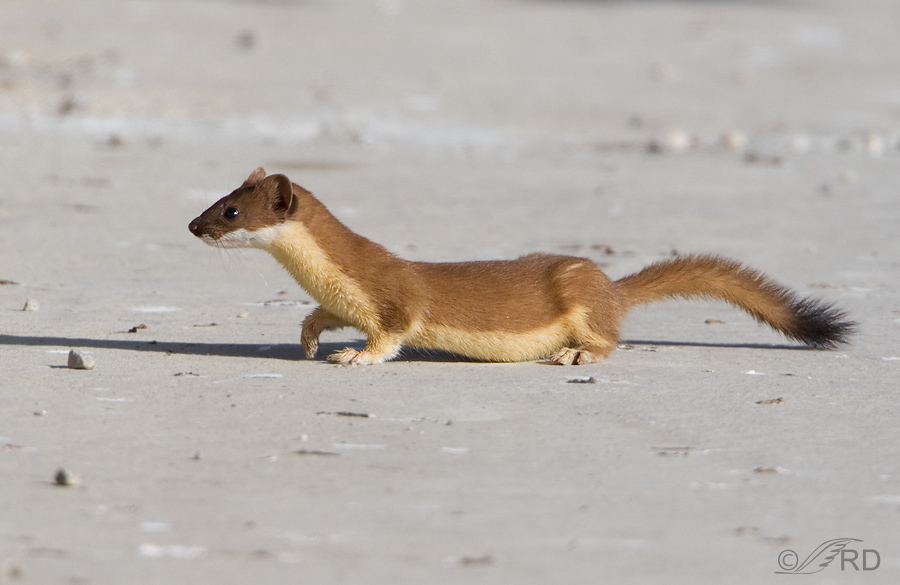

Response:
(549, 347), (604, 366)
(328, 348), (385, 365)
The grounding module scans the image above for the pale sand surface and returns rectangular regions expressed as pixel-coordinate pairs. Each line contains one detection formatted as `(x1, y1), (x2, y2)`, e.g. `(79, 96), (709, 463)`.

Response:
(1, 1), (899, 583)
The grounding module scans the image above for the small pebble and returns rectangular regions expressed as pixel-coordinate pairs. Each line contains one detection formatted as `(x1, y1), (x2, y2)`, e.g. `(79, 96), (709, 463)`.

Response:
(54, 467), (80, 487)
(754, 465), (786, 474)
(865, 132), (885, 157)
(67, 349), (95, 370)
(3, 563), (24, 580)
(665, 130), (693, 153)
(34, 410), (46, 416)
(106, 133), (127, 148)
(721, 130), (747, 152)
(236, 311), (249, 319)
(23, 298), (39, 311)
(645, 139), (664, 154)
(235, 30), (256, 50)
(755, 397), (784, 405)
(58, 96), (78, 116)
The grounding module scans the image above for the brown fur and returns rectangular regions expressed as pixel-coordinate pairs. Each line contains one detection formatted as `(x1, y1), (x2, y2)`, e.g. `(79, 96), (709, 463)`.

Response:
(188, 168), (855, 365)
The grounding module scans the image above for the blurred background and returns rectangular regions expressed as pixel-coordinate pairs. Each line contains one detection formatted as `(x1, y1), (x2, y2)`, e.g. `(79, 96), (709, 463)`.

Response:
(3, 0), (899, 152)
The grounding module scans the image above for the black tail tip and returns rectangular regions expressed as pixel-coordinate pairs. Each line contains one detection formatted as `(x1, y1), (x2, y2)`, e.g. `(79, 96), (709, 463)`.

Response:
(792, 298), (857, 349)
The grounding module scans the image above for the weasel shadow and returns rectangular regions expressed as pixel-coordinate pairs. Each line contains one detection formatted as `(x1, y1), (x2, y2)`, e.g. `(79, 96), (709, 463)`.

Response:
(2, 334), (812, 366)
(620, 339), (814, 351)
(0, 334), (469, 363)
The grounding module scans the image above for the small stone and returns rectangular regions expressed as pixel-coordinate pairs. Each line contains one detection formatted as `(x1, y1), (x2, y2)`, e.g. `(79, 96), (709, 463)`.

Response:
(567, 376), (597, 384)
(67, 349), (95, 370)
(721, 130), (747, 152)
(665, 130), (693, 153)
(54, 467), (80, 487)
(34, 410), (46, 416)
(4, 563), (25, 580)
(865, 132), (885, 157)
(235, 31), (256, 50)
(755, 397), (784, 405)
(22, 298), (39, 311)
(106, 133), (127, 148)
(236, 311), (249, 319)
(58, 96), (79, 116)
(645, 139), (664, 154)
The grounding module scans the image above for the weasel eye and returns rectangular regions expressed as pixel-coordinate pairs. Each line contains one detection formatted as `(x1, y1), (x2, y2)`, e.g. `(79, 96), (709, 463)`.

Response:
(224, 207), (239, 219)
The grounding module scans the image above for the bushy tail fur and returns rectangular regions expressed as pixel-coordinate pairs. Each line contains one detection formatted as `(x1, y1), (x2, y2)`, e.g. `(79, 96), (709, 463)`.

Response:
(615, 254), (855, 349)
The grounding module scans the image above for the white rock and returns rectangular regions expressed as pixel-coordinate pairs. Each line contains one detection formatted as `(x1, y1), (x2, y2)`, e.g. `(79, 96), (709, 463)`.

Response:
(23, 298), (39, 311)
(665, 130), (693, 153)
(67, 349), (95, 370)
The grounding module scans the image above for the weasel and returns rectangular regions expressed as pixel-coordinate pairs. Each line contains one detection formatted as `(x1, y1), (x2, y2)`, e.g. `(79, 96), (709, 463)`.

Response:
(188, 167), (854, 365)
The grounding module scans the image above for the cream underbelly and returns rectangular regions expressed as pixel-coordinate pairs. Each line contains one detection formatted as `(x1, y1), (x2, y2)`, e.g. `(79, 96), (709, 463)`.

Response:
(404, 317), (582, 362)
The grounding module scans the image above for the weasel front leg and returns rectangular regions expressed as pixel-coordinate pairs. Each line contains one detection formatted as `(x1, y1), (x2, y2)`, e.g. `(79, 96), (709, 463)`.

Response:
(301, 307), (349, 358)
(328, 333), (403, 366)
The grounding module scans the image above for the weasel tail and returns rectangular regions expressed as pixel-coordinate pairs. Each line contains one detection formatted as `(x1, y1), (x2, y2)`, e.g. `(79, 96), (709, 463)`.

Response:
(615, 254), (854, 349)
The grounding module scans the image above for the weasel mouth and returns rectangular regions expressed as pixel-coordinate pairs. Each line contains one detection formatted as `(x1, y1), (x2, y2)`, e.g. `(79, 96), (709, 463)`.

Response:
(211, 230), (254, 248)
(203, 235), (243, 249)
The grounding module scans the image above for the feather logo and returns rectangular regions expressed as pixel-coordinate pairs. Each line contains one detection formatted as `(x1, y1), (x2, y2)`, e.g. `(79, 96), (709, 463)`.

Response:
(776, 539), (863, 574)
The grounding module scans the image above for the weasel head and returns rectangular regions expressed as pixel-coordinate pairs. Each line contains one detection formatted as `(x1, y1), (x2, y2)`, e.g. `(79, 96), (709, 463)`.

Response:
(188, 167), (304, 249)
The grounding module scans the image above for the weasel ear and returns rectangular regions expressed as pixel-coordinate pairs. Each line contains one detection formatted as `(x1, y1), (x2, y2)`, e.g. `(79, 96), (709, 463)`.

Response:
(267, 174), (298, 218)
(243, 167), (267, 186)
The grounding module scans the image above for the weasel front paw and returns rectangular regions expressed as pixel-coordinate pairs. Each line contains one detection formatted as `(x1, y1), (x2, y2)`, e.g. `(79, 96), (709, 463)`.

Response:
(301, 332), (319, 358)
(328, 348), (385, 365)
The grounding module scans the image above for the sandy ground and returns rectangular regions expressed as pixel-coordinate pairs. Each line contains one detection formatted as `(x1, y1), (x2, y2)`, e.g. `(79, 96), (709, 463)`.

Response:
(2, 0), (900, 583)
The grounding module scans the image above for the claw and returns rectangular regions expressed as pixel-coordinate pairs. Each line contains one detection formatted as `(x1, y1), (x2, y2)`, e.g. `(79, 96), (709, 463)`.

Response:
(328, 348), (384, 365)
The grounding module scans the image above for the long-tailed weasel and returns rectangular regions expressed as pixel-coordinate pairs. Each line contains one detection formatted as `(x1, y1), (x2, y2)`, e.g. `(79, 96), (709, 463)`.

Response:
(188, 167), (854, 365)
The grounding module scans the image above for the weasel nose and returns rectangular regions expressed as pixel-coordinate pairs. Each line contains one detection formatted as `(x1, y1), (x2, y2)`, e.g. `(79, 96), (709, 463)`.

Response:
(188, 219), (200, 235)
